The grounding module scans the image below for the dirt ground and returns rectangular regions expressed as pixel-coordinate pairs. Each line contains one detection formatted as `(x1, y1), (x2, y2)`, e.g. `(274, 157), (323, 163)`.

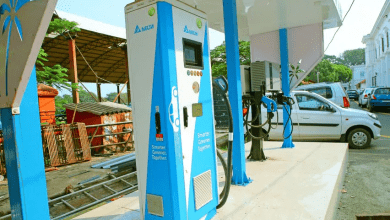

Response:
(336, 149), (390, 219)
(0, 151), (134, 216)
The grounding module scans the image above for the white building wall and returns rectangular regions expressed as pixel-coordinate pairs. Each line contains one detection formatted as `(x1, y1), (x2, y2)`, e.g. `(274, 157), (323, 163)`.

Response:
(362, 0), (390, 88)
(351, 65), (366, 90)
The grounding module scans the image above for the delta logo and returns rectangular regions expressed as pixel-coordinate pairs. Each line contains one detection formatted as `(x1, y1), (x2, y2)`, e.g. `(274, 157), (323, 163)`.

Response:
(184, 26), (198, 36)
(134, 24), (154, 34)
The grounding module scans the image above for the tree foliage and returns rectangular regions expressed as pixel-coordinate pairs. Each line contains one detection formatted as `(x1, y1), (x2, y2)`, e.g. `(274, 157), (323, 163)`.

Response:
(105, 92), (129, 104)
(322, 49), (365, 67)
(211, 41), (356, 85)
(47, 18), (80, 36)
(333, 64), (352, 82)
(36, 18), (80, 91)
(342, 48), (365, 66)
(210, 41), (251, 77)
(55, 89), (98, 114)
(305, 60), (352, 83)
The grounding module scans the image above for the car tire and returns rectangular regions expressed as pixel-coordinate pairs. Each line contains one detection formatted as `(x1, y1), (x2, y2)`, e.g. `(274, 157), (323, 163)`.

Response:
(348, 128), (371, 149)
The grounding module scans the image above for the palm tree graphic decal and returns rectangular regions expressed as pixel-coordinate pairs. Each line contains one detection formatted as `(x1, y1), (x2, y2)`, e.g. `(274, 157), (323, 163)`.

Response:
(0, 0), (32, 96)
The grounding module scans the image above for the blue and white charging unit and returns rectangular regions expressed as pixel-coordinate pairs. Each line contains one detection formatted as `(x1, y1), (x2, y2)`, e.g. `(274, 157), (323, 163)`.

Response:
(125, 0), (219, 219)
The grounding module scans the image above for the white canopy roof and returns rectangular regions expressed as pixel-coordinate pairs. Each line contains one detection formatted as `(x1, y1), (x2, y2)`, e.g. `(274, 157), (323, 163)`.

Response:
(55, 10), (126, 39)
(180, 0), (343, 40)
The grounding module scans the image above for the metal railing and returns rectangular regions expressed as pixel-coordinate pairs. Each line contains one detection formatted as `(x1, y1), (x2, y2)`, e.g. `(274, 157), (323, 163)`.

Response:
(85, 121), (133, 150)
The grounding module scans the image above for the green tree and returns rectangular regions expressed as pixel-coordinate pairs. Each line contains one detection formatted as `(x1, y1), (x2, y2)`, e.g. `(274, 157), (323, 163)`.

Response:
(305, 60), (352, 83)
(333, 64), (352, 82)
(105, 92), (118, 102)
(55, 94), (73, 114)
(104, 92), (129, 104)
(323, 54), (346, 65)
(55, 89), (98, 114)
(305, 60), (336, 82)
(36, 18), (80, 91)
(210, 41), (251, 77)
(342, 48), (365, 66)
(79, 89), (98, 103)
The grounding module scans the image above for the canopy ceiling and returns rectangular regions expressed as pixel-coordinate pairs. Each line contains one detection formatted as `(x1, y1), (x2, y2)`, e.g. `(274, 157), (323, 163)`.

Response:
(179, 0), (343, 40)
(41, 11), (128, 84)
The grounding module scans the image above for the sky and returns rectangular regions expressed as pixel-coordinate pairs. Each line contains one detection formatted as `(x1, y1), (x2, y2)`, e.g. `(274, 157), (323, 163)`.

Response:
(55, 0), (386, 97)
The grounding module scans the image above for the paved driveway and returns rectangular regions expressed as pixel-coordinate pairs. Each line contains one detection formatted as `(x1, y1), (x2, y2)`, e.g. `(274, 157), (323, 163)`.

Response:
(336, 101), (390, 219)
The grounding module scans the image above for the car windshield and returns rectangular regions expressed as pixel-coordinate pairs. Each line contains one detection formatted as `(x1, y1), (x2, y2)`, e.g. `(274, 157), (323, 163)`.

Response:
(374, 88), (390, 95)
(364, 89), (373, 94)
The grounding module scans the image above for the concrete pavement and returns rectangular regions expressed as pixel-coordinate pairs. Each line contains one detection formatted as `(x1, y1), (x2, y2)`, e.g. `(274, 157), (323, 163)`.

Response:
(73, 141), (348, 220)
(336, 101), (390, 219)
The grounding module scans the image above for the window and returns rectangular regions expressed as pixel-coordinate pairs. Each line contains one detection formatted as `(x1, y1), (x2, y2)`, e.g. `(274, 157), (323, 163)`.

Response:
(307, 87), (333, 99)
(374, 88), (390, 95)
(360, 71), (365, 77)
(183, 38), (203, 69)
(382, 38), (385, 52)
(296, 95), (331, 111)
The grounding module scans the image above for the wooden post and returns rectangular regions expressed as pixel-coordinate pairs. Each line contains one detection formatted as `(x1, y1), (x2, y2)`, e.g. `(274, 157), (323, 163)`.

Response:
(68, 38), (79, 104)
(117, 84), (121, 103)
(96, 79), (102, 102)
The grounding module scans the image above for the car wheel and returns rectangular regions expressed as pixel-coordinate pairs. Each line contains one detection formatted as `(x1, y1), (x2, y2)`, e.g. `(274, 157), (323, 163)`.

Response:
(348, 128), (371, 149)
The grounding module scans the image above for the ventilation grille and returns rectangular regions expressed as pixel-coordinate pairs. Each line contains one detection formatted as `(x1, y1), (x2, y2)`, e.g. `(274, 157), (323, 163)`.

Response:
(147, 194), (164, 217)
(251, 61), (266, 92)
(193, 170), (213, 210)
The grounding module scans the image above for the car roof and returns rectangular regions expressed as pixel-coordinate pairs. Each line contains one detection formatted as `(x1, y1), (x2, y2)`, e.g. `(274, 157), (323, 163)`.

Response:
(296, 82), (340, 89)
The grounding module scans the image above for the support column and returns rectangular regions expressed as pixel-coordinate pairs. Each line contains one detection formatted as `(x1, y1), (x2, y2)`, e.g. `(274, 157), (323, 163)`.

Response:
(127, 81), (131, 105)
(222, 0), (251, 185)
(0, 68), (50, 219)
(122, 46), (131, 105)
(68, 38), (79, 104)
(96, 80), (102, 102)
(116, 84), (121, 104)
(279, 29), (295, 148)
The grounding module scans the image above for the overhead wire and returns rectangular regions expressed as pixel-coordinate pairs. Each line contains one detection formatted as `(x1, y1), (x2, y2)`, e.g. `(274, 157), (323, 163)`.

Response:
(52, 10), (127, 102)
(324, 0), (356, 53)
(53, 10), (123, 85)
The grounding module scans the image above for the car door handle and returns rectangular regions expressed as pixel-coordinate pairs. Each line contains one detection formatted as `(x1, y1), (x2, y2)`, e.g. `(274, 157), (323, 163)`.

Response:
(302, 117), (310, 119)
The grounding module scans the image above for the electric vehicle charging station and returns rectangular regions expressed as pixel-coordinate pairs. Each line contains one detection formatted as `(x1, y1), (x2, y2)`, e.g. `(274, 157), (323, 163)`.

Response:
(126, 1), (220, 219)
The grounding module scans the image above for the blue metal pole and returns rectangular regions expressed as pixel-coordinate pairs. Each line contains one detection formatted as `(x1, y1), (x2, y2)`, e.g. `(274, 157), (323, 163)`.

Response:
(222, 0), (251, 185)
(279, 29), (295, 148)
(0, 68), (50, 219)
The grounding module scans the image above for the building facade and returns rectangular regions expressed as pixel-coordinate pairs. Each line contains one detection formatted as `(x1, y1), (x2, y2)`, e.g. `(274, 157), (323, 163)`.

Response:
(362, 0), (390, 88)
(351, 65), (366, 90)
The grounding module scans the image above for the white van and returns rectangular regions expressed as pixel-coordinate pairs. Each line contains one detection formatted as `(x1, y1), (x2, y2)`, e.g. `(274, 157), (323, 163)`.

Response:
(295, 82), (350, 108)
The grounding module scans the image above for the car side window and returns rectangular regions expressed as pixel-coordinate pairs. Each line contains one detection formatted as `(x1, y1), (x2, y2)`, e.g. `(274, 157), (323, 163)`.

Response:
(307, 87), (333, 99)
(296, 95), (330, 111)
(375, 88), (390, 95)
